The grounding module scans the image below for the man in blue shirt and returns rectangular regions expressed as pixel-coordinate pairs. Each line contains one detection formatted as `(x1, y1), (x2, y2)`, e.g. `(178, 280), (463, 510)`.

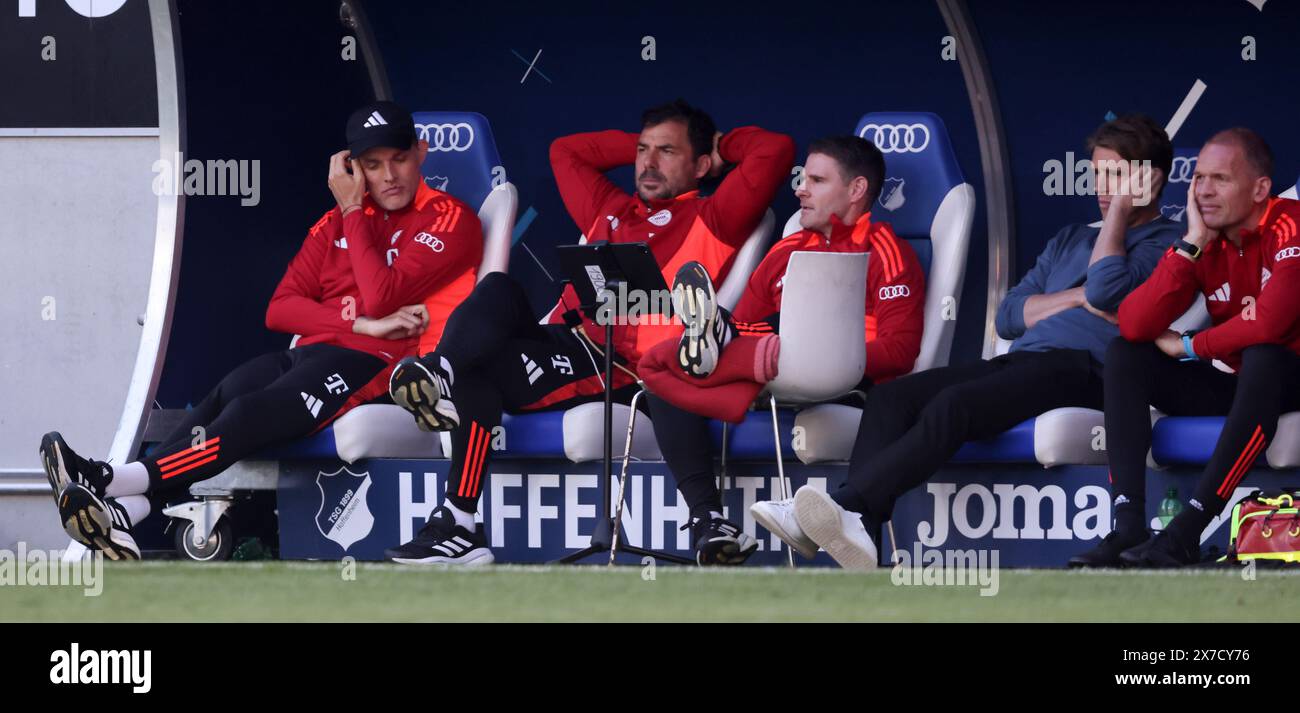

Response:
(751, 114), (1184, 569)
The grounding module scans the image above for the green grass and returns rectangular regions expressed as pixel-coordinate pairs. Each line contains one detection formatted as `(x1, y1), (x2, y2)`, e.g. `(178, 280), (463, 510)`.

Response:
(3, 562), (1299, 622)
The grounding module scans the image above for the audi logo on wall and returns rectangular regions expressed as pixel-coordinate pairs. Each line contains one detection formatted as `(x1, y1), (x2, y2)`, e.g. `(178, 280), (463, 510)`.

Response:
(1168, 156), (1197, 183)
(859, 123), (931, 154)
(417, 122), (475, 152)
(878, 284), (911, 300)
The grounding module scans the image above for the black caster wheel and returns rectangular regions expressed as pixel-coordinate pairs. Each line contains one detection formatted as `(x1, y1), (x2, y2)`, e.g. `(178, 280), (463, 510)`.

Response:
(173, 517), (233, 562)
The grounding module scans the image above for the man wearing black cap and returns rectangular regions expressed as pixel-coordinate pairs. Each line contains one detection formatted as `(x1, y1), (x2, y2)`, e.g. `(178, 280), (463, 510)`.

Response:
(41, 101), (484, 560)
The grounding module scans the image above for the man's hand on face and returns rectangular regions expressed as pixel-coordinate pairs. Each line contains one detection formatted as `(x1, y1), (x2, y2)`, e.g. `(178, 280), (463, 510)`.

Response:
(1155, 329), (1185, 358)
(1184, 175), (1210, 248)
(329, 149), (366, 213)
(352, 304), (428, 340)
(1105, 176), (1136, 222)
(1129, 164), (1156, 210)
(708, 131), (725, 179)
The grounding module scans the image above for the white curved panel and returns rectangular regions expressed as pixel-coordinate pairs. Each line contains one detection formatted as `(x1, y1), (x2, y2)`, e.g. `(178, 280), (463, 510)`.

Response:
(0, 136), (159, 472)
(107, 0), (185, 465)
(917, 183), (975, 371)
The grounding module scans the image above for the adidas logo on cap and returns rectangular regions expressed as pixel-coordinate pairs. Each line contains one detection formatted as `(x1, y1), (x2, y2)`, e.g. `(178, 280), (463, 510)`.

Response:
(361, 111), (388, 128)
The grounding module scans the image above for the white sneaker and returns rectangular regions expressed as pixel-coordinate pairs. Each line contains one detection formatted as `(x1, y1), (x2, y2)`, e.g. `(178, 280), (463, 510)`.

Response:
(793, 487), (877, 571)
(751, 497), (817, 559)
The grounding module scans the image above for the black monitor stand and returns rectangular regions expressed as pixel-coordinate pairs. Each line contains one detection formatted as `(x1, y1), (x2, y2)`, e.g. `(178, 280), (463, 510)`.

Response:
(554, 242), (693, 566)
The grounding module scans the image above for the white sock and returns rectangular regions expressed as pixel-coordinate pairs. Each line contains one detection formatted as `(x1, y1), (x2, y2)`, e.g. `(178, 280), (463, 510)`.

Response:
(718, 307), (736, 348)
(106, 461), (150, 497)
(116, 495), (151, 526)
(443, 499), (476, 531)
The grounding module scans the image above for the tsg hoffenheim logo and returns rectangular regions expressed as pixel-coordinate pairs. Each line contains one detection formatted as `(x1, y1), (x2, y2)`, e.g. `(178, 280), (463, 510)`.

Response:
(315, 467), (375, 551)
(1160, 204), (1187, 222)
(878, 177), (906, 211)
(426, 175), (450, 191)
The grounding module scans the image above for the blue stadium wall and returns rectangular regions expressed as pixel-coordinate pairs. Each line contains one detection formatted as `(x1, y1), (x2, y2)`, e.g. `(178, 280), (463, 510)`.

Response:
(158, 0), (1300, 404)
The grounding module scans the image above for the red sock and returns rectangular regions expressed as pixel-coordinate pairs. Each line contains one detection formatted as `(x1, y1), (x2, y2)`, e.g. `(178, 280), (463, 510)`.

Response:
(755, 334), (780, 383)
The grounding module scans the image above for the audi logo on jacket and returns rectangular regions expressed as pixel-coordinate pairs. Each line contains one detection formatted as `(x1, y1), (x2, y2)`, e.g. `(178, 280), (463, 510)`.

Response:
(266, 181), (483, 409)
(1119, 196), (1300, 371)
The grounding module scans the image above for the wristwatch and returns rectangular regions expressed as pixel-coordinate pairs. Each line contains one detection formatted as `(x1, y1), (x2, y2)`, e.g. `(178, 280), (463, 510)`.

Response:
(1173, 238), (1201, 260)
(1180, 331), (1199, 361)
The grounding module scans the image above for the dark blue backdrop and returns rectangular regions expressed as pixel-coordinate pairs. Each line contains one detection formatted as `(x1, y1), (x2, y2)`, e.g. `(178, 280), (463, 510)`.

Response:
(156, 0), (1300, 408)
(972, 0), (1300, 281)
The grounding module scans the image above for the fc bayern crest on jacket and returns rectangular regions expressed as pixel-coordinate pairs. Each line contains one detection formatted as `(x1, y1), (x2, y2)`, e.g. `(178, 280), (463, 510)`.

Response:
(315, 467), (375, 551)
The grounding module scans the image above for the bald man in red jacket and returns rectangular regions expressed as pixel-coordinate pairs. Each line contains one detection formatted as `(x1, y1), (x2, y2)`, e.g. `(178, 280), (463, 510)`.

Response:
(1077, 127), (1300, 568)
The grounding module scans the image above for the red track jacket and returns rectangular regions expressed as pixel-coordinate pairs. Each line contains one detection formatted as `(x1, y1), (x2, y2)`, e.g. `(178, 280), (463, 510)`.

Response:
(266, 181), (482, 413)
(546, 126), (796, 363)
(735, 212), (925, 382)
(1119, 196), (1300, 370)
(639, 213), (926, 422)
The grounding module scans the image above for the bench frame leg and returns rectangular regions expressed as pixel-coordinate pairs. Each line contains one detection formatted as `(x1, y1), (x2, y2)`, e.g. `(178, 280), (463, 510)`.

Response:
(769, 396), (795, 568)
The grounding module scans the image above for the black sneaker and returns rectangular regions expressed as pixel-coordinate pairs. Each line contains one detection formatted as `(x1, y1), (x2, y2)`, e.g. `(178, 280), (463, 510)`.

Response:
(385, 506), (493, 565)
(390, 354), (459, 431)
(1068, 529), (1150, 568)
(1119, 530), (1201, 568)
(58, 483), (140, 561)
(672, 261), (731, 378)
(683, 514), (757, 566)
(39, 432), (113, 502)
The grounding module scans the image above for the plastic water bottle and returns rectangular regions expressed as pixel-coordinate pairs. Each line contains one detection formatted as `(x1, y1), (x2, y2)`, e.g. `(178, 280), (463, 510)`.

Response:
(1158, 488), (1182, 529)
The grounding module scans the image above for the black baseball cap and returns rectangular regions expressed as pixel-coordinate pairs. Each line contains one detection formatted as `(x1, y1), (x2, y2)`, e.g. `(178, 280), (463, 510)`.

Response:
(345, 100), (417, 157)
